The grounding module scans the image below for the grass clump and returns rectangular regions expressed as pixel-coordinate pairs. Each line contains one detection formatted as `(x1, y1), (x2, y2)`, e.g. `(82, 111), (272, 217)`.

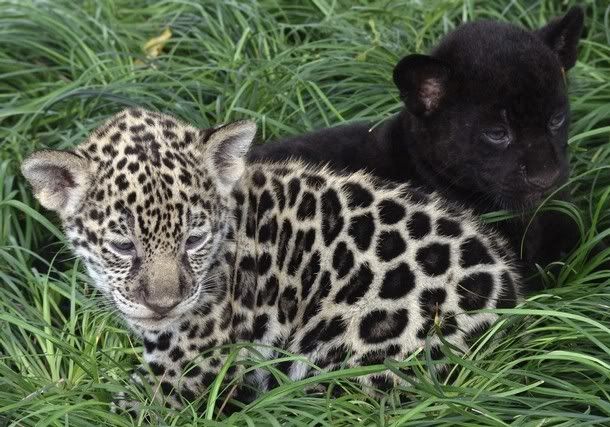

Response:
(0, 0), (609, 425)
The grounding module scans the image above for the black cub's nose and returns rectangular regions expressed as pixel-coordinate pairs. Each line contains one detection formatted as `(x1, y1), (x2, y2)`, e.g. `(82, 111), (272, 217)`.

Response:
(525, 168), (561, 191)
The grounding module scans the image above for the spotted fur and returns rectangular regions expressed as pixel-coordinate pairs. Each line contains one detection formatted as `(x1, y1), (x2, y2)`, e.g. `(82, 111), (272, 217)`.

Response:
(22, 108), (521, 411)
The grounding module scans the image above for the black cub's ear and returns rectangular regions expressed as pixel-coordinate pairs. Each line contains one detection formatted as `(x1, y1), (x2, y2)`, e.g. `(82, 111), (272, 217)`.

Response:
(393, 54), (450, 116)
(536, 6), (584, 70)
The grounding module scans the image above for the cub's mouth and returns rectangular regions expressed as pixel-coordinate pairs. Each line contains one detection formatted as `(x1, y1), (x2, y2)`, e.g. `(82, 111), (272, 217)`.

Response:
(128, 313), (182, 330)
(497, 188), (559, 213)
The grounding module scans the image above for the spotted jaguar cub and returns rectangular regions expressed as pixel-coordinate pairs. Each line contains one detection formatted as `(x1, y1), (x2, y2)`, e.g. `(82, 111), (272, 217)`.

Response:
(22, 108), (520, 411)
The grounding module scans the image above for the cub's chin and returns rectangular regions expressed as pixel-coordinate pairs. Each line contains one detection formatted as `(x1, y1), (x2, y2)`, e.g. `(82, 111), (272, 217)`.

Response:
(127, 314), (182, 331)
(495, 190), (554, 214)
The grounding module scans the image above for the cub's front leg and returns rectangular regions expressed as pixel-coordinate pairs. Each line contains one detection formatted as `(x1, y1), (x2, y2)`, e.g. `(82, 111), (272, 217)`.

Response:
(111, 364), (183, 419)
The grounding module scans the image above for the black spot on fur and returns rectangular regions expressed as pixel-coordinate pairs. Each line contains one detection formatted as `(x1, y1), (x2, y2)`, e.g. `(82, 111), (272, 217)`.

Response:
(359, 309), (409, 344)
(343, 183), (373, 209)
(272, 179), (286, 211)
(376, 231), (406, 262)
(458, 272), (494, 311)
(315, 344), (349, 368)
(180, 387), (196, 402)
(360, 344), (401, 365)
(183, 364), (202, 378)
(115, 173), (129, 191)
(161, 173), (174, 186)
(416, 243), (450, 276)
(379, 263), (415, 299)
(305, 174), (326, 189)
(287, 230), (306, 276)
(143, 338), (156, 353)
(199, 319), (215, 339)
(240, 255), (255, 271)
(127, 162), (139, 174)
(370, 375), (394, 392)
(440, 311), (458, 336)
(187, 324), (199, 340)
(332, 241), (354, 279)
(419, 288), (447, 317)
(301, 251), (321, 298)
(234, 190), (245, 205)
(162, 157), (175, 170)
(378, 200), (406, 224)
(129, 124), (145, 133)
(319, 316), (346, 342)
(110, 132), (121, 143)
(257, 252), (272, 275)
(299, 316), (345, 353)
(252, 314), (269, 339)
(407, 211), (431, 239)
(287, 178), (301, 207)
(279, 286), (298, 323)
(429, 345), (444, 361)
(169, 346), (185, 362)
(258, 216), (278, 244)
(258, 191), (275, 222)
(252, 170), (266, 187)
(335, 264), (373, 304)
(277, 219), (293, 270)
(321, 189), (344, 245)
(436, 218), (462, 237)
(160, 381), (174, 396)
(348, 213), (374, 251)
(297, 191), (317, 220)
(261, 276), (279, 306)
(242, 289), (255, 309)
(460, 237), (494, 268)
(304, 228), (316, 251)
(149, 361), (165, 376)
(245, 192), (257, 238)
(126, 192), (137, 205)
(156, 332), (172, 351)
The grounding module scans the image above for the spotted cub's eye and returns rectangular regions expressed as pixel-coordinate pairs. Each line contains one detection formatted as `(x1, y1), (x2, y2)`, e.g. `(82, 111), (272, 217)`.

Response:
(482, 128), (511, 147)
(109, 240), (135, 255)
(549, 112), (566, 130)
(185, 234), (207, 250)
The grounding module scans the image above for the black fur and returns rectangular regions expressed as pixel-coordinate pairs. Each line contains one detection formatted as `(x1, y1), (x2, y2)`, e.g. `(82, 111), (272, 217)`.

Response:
(249, 8), (588, 292)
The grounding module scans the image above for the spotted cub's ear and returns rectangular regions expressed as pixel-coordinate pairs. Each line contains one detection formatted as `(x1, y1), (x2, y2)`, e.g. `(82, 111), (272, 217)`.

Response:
(203, 120), (257, 195)
(536, 6), (584, 70)
(393, 54), (451, 116)
(21, 150), (91, 217)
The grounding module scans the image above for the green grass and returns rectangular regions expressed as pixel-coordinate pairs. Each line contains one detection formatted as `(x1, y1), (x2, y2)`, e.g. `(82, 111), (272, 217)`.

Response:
(1, 0), (609, 425)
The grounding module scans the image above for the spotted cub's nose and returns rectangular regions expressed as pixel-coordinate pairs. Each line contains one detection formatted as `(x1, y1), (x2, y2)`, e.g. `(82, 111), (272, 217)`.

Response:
(145, 300), (180, 316)
(138, 286), (182, 316)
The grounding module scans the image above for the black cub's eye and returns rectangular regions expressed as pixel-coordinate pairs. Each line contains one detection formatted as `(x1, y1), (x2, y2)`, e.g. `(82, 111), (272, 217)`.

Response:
(186, 234), (206, 249)
(549, 112), (566, 130)
(109, 240), (135, 254)
(482, 128), (511, 147)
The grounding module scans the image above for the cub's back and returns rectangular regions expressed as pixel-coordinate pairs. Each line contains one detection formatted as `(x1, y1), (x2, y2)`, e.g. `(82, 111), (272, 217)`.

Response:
(232, 161), (520, 356)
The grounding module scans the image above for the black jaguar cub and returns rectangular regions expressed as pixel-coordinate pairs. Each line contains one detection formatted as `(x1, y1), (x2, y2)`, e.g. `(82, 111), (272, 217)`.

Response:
(249, 7), (587, 291)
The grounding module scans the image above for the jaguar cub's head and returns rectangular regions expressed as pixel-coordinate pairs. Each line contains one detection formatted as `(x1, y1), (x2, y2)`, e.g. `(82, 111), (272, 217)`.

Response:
(394, 7), (584, 210)
(22, 109), (256, 330)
